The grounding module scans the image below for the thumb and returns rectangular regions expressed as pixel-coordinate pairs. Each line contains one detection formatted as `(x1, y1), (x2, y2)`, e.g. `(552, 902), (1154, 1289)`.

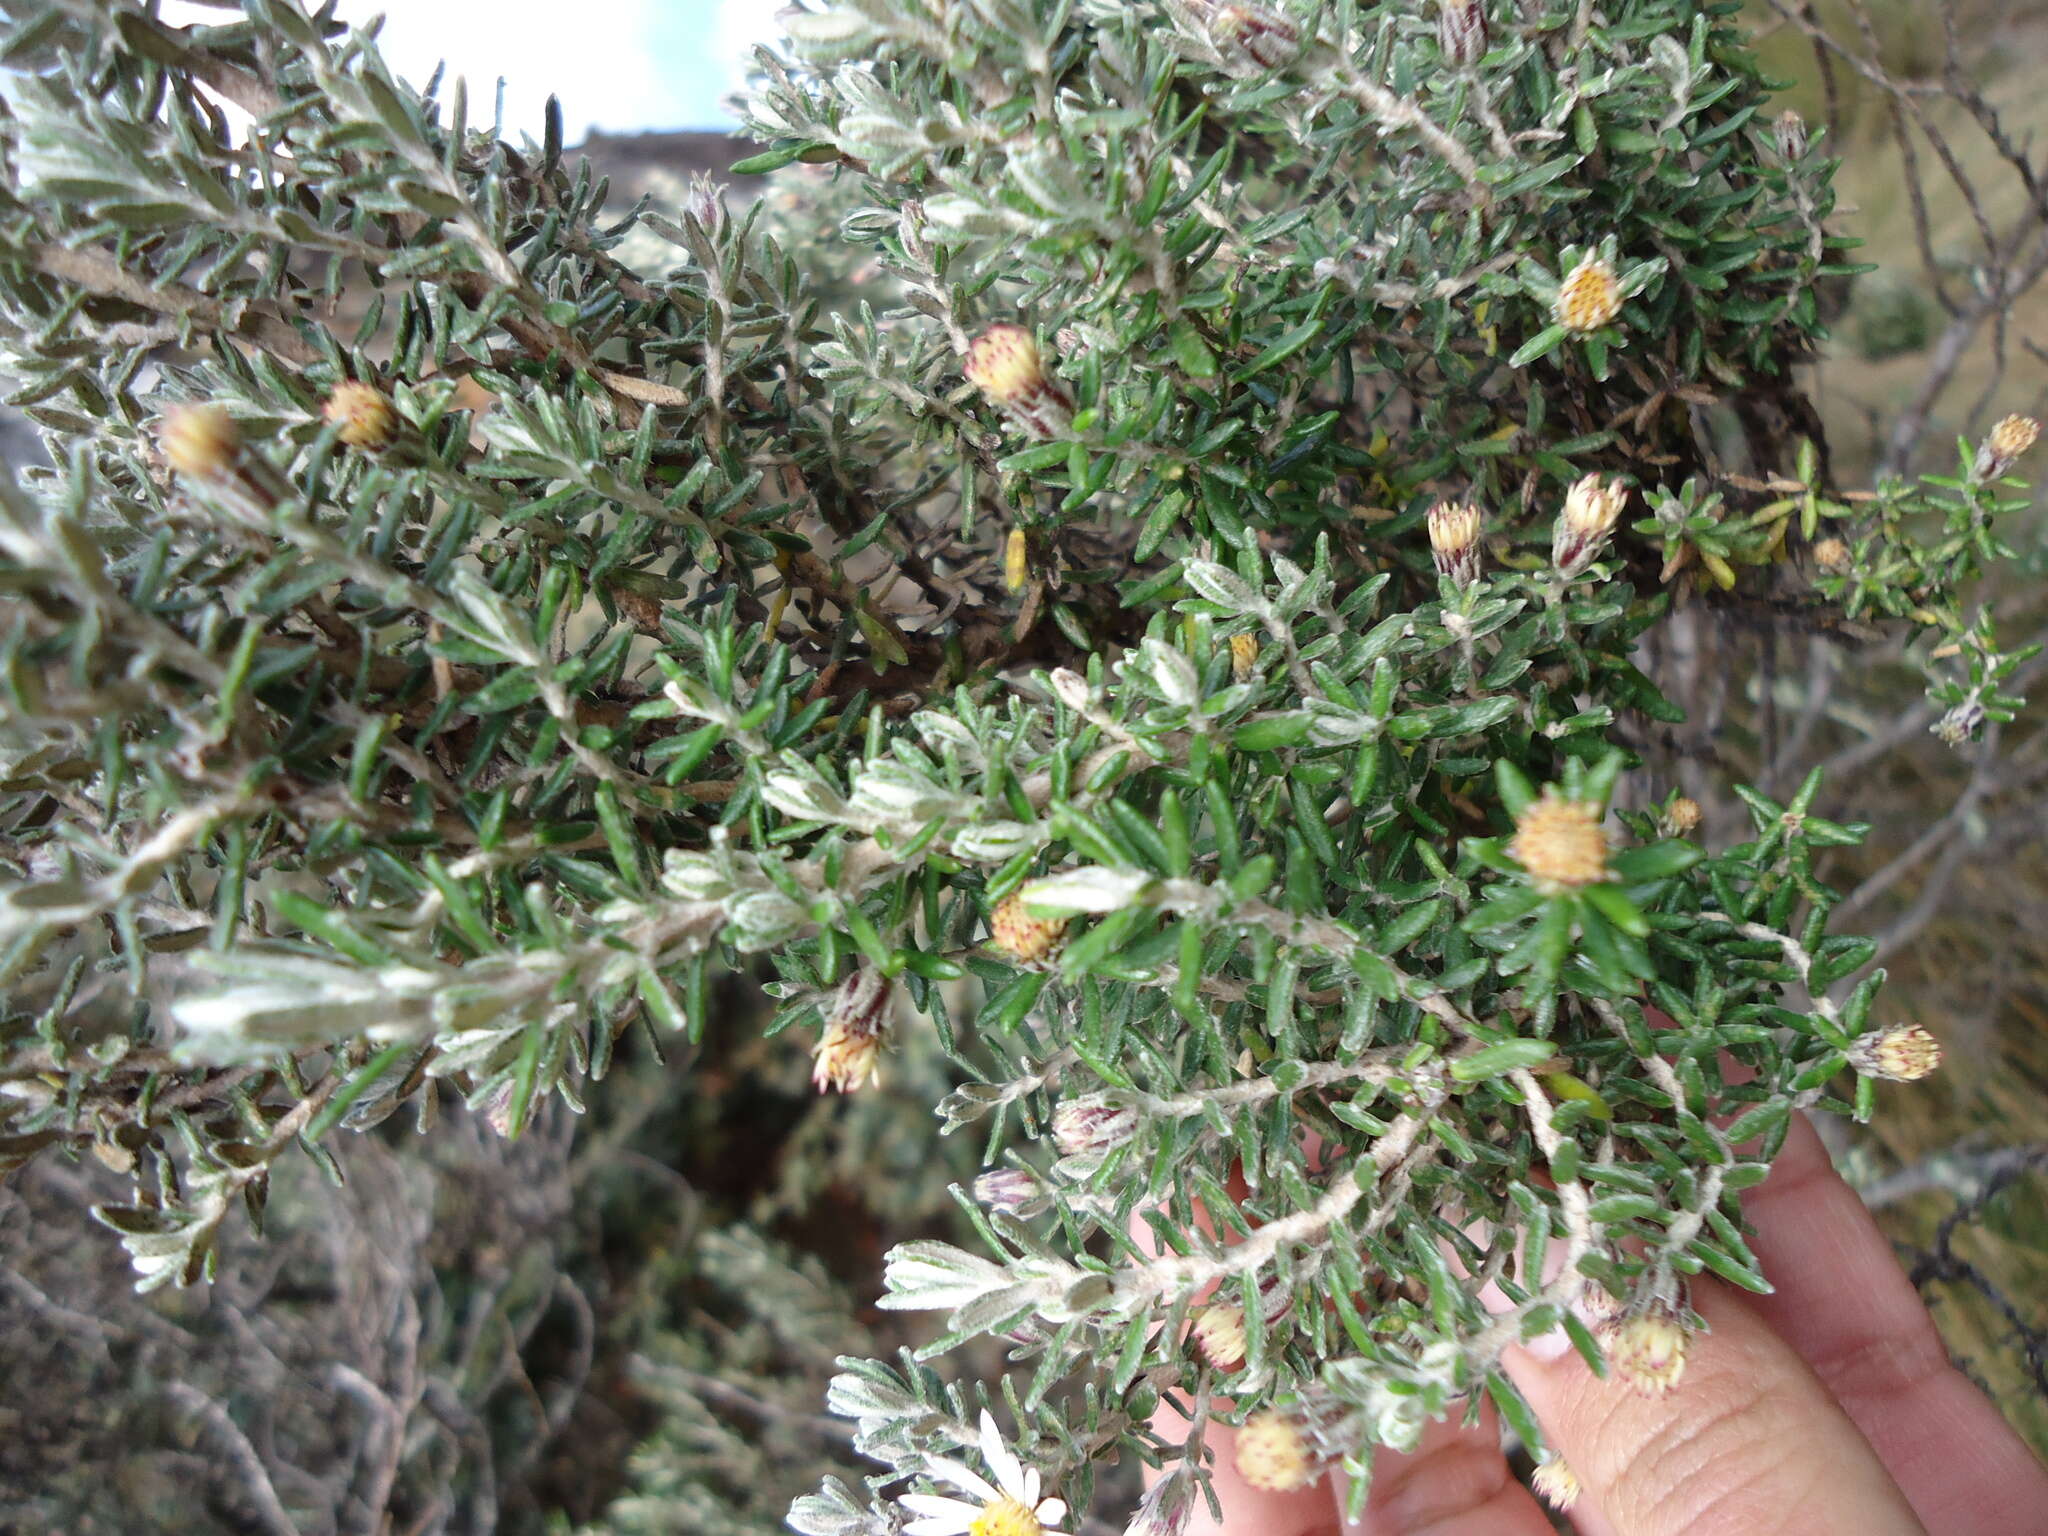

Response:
(1504, 1281), (1926, 1536)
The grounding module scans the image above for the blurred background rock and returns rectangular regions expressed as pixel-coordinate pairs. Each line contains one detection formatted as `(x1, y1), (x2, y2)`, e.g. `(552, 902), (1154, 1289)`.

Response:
(2, 1), (2045, 1531)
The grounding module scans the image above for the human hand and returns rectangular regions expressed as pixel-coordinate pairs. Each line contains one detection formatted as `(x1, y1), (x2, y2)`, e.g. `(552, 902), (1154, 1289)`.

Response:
(1165, 1109), (2048, 1535)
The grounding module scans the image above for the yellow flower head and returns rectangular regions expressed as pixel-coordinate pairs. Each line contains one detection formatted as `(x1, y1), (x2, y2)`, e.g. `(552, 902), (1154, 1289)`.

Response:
(1553, 473), (1629, 573)
(1230, 631), (1259, 683)
(1607, 1310), (1688, 1398)
(970, 1498), (1041, 1536)
(323, 379), (398, 451)
(1555, 254), (1622, 333)
(1530, 1456), (1581, 1513)
(1852, 1023), (1941, 1083)
(1977, 413), (2042, 480)
(965, 324), (1073, 439)
(159, 404), (241, 481)
(1659, 795), (1702, 838)
(1509, 788), (1609, 893)
(902, 1410), (1069, 1536)
(1233, 1410), (1314, 1492)
(966, 324), (1049, 406)
(1426, 499), (1484, 586)
(812, 968), (892, 1093)
(1812, 537), (1851, 573)
(1189, 1302), (1248, 1371)
(990, 891), (1068, 964)
(1990, 413), (2040, 462)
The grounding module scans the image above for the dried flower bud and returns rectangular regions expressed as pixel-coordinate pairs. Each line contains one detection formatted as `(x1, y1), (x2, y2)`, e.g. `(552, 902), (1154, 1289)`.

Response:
(1210, 3), (1299, 70)
(323, 379), (398, 451)
(1973, 413), (2041, 480)
(159, 403), (242, 481)
(683, 173), (725, 232)
(613, 583), (665, 633)
(1427, 500), (1484, 586)
(1552, 473), (1629, 575)
(1577, 1279), (1624, 1328)
(1229, 631), (1259, 683)
(1437, 0), (1486, 67)
(1254, 1273), (1294, 1326)
(1530, 1456), (1581, 1513)
(1005, 526), (1030, 592)
(1812, 536), (1851, 573)
(990, 891), (1068, 963)
(1049, 667), (1094, 713)
(965, 323), (1073, 439)
(1932, 700), (1985, 748)
(1774, 108), (1808, 164)
(974, 1167), (1047, 1217)
(1850, 1023), (1942, 1083)
(1123, 1474), (1193, 1536)
(474, 1077), (518, 1138)
(1233, 1410), (1314, 1492)
(1189, 1302), (1248, 1371)
(1555, 254), (1623, 334)
(1051, 1093), (1137, 1157)
(1658, 795), (1702, 838)
(1606, 1309), (1689, 1398)
(1509, 788), (1609, 893)
(812, 968), (892, 1093)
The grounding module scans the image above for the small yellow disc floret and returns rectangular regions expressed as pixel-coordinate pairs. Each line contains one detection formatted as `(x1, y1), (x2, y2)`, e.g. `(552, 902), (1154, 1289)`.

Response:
(1508, 789), (1609, 893)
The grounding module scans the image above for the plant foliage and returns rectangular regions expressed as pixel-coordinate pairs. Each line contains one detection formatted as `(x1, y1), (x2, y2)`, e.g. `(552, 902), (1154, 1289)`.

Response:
(0, 0), (2034, 1527)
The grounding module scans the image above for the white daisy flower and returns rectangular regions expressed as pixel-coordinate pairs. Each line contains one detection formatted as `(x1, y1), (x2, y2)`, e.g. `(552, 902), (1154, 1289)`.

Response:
(899, 1410), (1069, 1536)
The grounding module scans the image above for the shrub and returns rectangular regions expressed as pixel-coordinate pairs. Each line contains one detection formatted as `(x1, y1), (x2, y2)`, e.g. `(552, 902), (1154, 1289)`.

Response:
(0, 0), (2035, 1528)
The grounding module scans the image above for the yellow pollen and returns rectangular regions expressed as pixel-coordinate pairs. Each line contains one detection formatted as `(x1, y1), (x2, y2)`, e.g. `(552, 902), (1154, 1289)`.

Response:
(1509, 789), (1609, 892)
(1860, 1024), (1941, 1082)
(1990, 413), (2040, 460)
(811, 1017), (884, 1093)
(1608, 1312), (1688, 1398)
(1562, 474), (1627, 541)
(990, 892), (1067, 963)
(323, 380), (398, 450)
(1428, 500), (1484, 584)
(1556, 255), (1622, 333)
(1531, 1456), (1581, 1512)
(159, 403), (241, 480)
(1661, 796), (1702, 836)
(1428, 500), (1480, 556)
(970, 1495), (1042, 1536)
(1234, 1410), (1313, 1492)
(1189, 1302), (1248, 1370)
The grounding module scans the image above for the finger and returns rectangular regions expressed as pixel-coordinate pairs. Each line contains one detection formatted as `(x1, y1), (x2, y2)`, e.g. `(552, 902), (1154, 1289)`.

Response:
(1133, 1163), (1340, 1536)
(1506, 1280), (1926, 1536)
(1179, 1420), (1337, 1536)
(1738, 1110), (2048, 1533)
(1334, 1407), (1556, 1536)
